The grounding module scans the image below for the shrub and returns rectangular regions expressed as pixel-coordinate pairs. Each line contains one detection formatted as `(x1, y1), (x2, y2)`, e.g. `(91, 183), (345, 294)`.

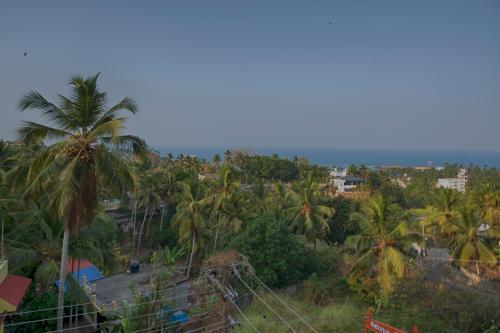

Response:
(230, 214), (305, 287)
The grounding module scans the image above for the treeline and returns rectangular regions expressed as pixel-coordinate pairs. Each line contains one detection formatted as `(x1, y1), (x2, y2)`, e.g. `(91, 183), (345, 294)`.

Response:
(1, 74), (499, 332)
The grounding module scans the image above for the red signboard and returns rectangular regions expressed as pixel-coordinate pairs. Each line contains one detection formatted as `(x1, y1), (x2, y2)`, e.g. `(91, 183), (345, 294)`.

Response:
(364, 309), (419, 333)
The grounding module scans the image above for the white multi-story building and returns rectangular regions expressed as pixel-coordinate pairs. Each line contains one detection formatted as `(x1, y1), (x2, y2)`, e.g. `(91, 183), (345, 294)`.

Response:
(330, 168), (347, 178)
(332, 175), (364, 193)
(437, 168), (467, 192)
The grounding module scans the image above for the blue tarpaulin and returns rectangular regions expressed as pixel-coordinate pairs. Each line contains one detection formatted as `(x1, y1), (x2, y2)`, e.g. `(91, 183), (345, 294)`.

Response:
(171, 311), (189, 324)
(55, 265), (103, 290)
(71, 266), (103, 284)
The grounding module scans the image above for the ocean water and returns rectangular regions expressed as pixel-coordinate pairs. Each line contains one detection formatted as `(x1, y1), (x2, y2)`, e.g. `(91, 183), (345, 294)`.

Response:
(155, 146), (500, 168)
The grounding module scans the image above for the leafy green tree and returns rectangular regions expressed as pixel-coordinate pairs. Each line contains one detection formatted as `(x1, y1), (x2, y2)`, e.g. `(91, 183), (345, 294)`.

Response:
(7, 201), (117, 287)
(286, 175), (334, 248)
(347, 164), (359, 176)
(171, 181), (210, 277)
(15, 73), (144, 330)
(212, 154), (221, 167)
(230, 214), (305, 287)
(9, 287), (58, 332)
(326, 197), (358, 244)
(345, 195), (420, 298)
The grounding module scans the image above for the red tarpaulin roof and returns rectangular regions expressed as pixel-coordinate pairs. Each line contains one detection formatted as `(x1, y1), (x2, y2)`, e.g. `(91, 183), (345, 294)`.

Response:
(65, 258), (94, 273)
(0, 275), (32, 310)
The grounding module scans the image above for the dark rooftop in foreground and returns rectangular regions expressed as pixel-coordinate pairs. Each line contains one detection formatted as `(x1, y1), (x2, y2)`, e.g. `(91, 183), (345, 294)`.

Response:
(91, 265), (190, 308)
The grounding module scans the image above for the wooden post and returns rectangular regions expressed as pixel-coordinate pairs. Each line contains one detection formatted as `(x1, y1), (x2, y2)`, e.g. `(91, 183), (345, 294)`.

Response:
(364, 308), (372, 333)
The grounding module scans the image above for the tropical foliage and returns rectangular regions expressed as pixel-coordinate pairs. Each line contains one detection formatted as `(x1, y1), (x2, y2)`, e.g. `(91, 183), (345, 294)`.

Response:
(13, 74), (144, 330)
(345, 195), (420, 297)
(1, 74), (499, 332)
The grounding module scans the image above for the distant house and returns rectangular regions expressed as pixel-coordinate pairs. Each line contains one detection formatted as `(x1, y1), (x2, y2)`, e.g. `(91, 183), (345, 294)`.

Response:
(391, 173), (411, 188)
(332, 175), (364, 193)
(0, 260), (32, 332)
(329, 168), (347, 178)
(56, 258), (103, 290)
(102, 198), (121, 211)
(437, 168), (467, 192)
(414, 166), (433, 171)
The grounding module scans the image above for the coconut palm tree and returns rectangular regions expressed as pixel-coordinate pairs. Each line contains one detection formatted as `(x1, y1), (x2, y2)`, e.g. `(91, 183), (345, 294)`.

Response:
(267, 181), (290, 220)
(345, 195), (420, 297)
(153, 167), (176, 230)
(15, 73), (144, 330)
(250, 179), (269, 216)
(135, 174), (162, 257)
(472, 184), (500, 226)
(285, 174), (334, 248)
(7, 201), (116, 287)
(429, 188), (460, 229)
(171, 181), (210, 278)
(215, 191), (249, 239)
(415, 188), (460, 241)
(444, 204), (498, 275)
(205, 165), (239, 250)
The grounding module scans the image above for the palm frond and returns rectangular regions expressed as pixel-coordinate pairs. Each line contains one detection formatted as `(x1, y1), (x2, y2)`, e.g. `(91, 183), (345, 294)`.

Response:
(18, 121), (71, 144)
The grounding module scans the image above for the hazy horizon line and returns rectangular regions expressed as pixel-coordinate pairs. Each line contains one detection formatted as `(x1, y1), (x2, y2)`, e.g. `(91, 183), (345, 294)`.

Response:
(153, 144), (500, 154)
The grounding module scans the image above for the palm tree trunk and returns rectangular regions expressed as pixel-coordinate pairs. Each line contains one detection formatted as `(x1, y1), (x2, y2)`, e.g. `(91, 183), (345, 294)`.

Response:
(213, 221), (221, 252)
(75, 256), (81, 330)
(159, 205), (166, 230)
(57, 227), (70, 332)
(131, 202), (137, 257)
(187, 233), (196, 279)
(136, 207), (148, 258)
(145, 212), (153, 240)
(69, 258), (75, 329)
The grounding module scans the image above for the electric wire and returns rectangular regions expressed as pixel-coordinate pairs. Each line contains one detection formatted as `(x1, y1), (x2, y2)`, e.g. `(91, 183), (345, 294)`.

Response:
(232, 268), (297, 333)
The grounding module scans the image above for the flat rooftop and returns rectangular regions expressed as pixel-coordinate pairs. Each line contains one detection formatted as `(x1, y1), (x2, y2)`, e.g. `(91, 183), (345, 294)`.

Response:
(92, 265), (190, 308)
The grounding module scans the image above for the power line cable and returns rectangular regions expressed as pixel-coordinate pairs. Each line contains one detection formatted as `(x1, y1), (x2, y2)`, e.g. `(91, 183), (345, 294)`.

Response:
(208, 275), (260, 333)
(5, 278), (205, 318)
(232, 266), (297, 333)
(43, 302), (204, 333)
(8, 290), (207, 329)
(250, 273), (319, 333)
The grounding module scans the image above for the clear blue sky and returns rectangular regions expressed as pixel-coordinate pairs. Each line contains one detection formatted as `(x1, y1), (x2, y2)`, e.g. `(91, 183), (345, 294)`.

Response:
(1, 1), (499, 150)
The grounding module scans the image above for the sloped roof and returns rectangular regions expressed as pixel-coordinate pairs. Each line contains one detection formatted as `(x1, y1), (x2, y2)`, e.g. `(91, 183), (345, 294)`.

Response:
(0, 275), (31, 312)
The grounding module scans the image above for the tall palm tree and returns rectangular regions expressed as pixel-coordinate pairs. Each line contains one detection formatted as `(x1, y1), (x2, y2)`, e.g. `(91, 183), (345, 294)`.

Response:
(345, 195), (420, 297)
(472, 184), (500, 226)
(250, 179), (269, 216)
(171, 181), (210, 278)
(153, 167), (176, 230)
(15, 74), (144, 330)
(285, 174), (334, 248)
(415, 188), (460, 241)
(444, 204), (498, 275)
(215, 191), (248, 238)
(267, 181), (290, 220)
(205, 165), (239, 250)
(429, 188), (460, 229)
(135, 174), (161, 257)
